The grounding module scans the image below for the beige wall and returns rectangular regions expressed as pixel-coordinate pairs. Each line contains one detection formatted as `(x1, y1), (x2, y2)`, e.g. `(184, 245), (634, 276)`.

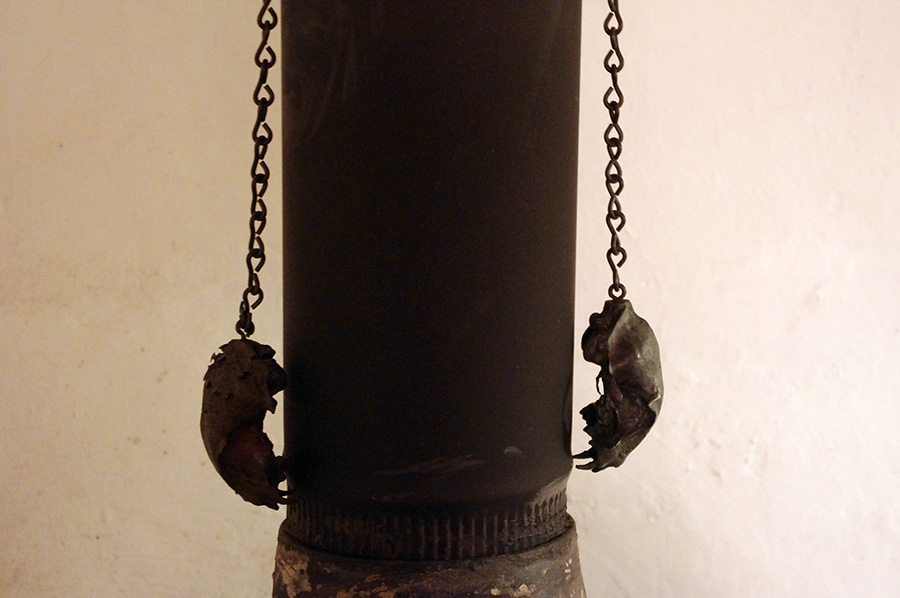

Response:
(2, 1), (899, 596)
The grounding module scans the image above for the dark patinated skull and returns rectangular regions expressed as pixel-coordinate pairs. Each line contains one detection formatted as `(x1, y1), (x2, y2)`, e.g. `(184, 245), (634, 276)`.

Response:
(577, 300), (663, 472)
(201, 339), (291, 509)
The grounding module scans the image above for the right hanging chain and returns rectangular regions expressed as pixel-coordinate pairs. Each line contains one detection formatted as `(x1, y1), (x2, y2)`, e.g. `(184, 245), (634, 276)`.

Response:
(603, 0), (627, 301)
(576, 1), (664, 473)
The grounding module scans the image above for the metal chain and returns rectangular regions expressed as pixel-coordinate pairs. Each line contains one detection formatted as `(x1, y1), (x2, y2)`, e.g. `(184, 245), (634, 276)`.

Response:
(603, 0), (628, 300)
(237, 0), (278, 339)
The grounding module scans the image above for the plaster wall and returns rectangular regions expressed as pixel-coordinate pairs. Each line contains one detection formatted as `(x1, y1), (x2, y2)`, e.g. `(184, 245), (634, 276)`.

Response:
(1, 1), (898, 596)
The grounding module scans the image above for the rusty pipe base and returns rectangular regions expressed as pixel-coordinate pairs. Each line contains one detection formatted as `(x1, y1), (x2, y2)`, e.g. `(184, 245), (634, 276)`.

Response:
(273, 516), (586, 598)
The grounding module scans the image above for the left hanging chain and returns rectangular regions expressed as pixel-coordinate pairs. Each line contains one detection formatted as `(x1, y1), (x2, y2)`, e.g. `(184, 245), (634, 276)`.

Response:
(200, 1), (293, 510)
(237, 0), (278, 339)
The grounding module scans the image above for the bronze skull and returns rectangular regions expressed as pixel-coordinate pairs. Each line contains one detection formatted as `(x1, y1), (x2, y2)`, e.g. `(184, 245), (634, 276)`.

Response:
(201, 339), (291, 509)
(577, 299), (663, 472)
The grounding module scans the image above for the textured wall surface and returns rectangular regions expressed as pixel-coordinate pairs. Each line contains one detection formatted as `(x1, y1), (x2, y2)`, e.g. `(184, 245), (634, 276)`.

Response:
(1, 1), (899, 596)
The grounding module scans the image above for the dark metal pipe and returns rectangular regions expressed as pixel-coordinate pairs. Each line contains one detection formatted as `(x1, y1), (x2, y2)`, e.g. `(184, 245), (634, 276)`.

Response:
(277, 2), (584, 592)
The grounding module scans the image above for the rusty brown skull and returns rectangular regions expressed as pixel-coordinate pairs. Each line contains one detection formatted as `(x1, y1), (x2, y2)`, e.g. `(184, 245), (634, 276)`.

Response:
(201, 339), (291, 509)
(577, 299), (663, 472)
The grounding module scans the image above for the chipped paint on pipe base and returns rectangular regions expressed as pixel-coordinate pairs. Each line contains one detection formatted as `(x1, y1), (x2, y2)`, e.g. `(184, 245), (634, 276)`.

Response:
(273, 517), (586, 598)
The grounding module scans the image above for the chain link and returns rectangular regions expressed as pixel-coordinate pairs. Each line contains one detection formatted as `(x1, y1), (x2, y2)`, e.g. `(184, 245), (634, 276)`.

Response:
(237, 0), (278, 339)
(603, 0), (628, 300)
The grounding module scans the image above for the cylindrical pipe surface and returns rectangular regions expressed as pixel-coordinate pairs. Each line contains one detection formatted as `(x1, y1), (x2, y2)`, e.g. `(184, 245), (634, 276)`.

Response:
(281, 1), (581, 560)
